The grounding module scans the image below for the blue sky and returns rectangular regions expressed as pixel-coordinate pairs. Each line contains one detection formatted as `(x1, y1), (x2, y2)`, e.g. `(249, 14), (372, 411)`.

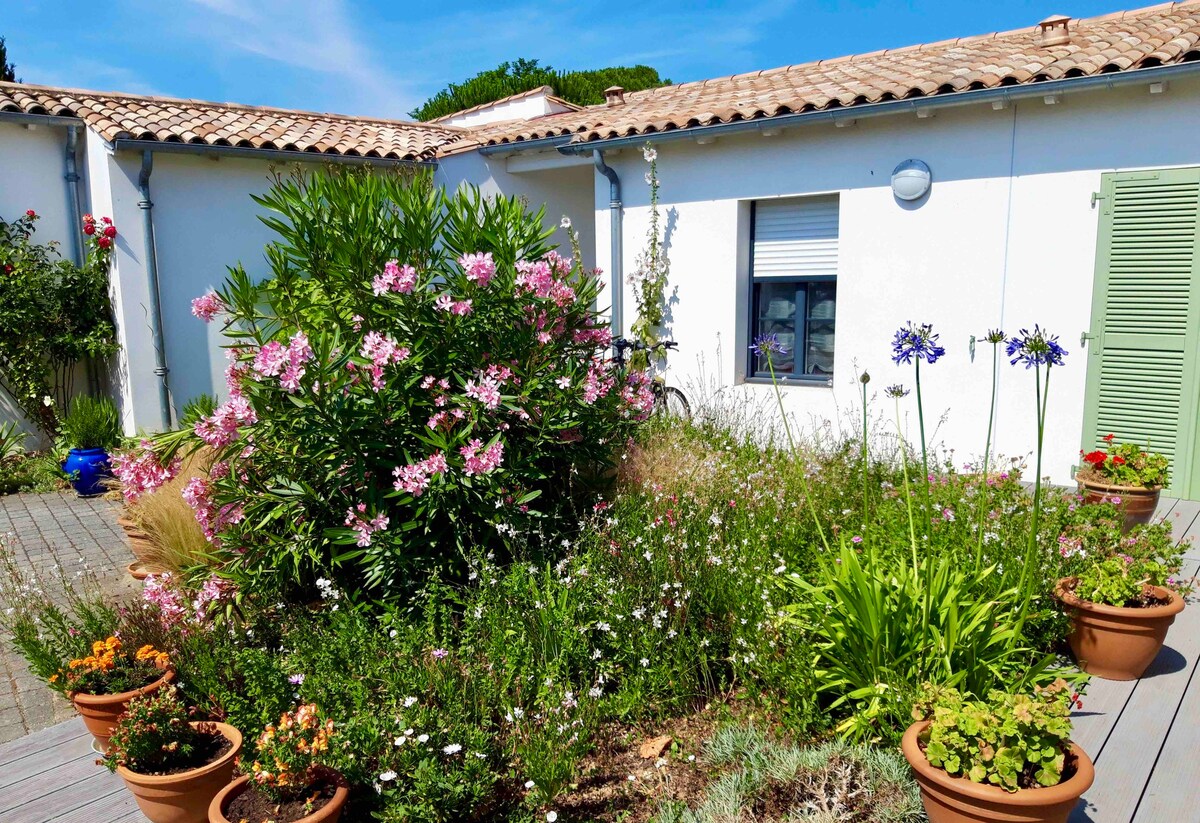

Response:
(4, 1), (1148, 119)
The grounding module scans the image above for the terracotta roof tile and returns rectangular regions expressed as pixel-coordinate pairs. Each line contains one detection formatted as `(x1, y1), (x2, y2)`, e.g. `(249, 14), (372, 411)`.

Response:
(443, 0), (1200, 154)
(0, 82), (464, 162)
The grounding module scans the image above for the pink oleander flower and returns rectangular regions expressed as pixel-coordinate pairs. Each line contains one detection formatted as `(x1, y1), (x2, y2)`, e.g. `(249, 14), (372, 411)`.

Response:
(359, 332), (410, 392)
(392, 452), (449, 496)
(460, 438), (504, 477)
(194, 396), (258, 448)
(464, 375), (503, 410)
(183, 476), (244, 544)
(191, 290), (224, 322)
(373, 260), (418, 296)
(142, 573), (187, 627)
(252, 341), (288, 377)
(110, 440), (180, 502)
(581, 358), (616, 405)
(621, 370), (655, 420)
(192, 574), (235, 622)
(345, 503), (389, 547)
(434, 294), (455, 312)
(451, 300), (473, 316)
(458, 252), (496, 286)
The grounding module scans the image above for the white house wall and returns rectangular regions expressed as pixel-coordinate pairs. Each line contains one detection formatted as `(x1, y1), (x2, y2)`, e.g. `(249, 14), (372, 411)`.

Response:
(585, 77), (1200, 485)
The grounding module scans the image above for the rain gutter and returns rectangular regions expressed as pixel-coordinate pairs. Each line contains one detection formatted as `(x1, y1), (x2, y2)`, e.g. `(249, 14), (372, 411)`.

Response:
(136, 150), (173, 431)
(592, 149), (623, 338)
(113, 139), (437, 168)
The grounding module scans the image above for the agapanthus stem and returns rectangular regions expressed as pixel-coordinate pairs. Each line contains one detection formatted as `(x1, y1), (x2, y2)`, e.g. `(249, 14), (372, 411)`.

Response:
(975, 342), (999, 565)
(768, 358), (829, 553)
(861, 380), (870, 523)
(895, 398), (920, 569)
(915, 358), (932, 534)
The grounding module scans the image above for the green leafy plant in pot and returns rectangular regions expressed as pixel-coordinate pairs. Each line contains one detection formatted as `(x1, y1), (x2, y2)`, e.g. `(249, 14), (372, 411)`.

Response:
(60, 395), (121, 496)
(1077, 434), (1169, 530)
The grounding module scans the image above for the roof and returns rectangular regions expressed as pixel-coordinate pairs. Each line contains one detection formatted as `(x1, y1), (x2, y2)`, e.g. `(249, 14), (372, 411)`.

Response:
(427, 85), (581, 124)
(0, 82), (464, 162)
(443, 0), (1200, 154)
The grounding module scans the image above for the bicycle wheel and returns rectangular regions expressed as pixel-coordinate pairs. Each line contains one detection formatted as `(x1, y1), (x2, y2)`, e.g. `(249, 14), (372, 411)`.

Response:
(655, 386), (691, 419)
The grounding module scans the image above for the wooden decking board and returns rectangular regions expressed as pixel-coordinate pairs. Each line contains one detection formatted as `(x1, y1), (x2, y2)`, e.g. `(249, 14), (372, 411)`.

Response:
(0, 741), (96, 790)
(0, 719), (87, 767)
(0, 761), (122, 819)
(1131, 656), (1200, 821)
(1167, 499), (1200, 545)
(45, 779), (140, 822)
(1067, 677), (1136, 762)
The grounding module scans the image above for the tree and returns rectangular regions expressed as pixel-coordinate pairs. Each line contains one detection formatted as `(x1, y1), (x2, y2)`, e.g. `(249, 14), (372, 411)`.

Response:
(411, 58), (669, 121)
(0, 37), (17, 83)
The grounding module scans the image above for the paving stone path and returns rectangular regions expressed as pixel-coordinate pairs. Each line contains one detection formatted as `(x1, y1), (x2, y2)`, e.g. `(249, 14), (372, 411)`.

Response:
(0, 492), (136, 744)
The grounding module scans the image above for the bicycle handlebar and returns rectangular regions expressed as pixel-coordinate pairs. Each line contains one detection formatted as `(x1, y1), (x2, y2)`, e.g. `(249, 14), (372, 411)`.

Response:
(614, 338), (679, 352)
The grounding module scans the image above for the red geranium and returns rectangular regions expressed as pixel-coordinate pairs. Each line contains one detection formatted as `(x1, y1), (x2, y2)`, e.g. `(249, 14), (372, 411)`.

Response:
(1083, 450), (1107, 466)
(1102, 433), (1115, 443)
(1112, 455), (1126, 465)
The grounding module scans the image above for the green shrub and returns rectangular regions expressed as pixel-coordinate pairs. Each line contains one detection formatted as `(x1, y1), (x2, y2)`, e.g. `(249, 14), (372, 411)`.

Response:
(913, 680), (1079, 791)
(160, 167), (647, 601)
(0, 451), (65, 494)
(60, 395), (121, 450)
(102, 685), (204, 774)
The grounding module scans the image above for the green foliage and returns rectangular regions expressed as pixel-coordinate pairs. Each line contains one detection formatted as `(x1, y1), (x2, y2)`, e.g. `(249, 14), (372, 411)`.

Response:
(0, 210), (118, 438)
(629, 145), (670, 367)
(411, 58), (669, 121)
(0, 36), (15, 82)
(60, 395), (121, 450)
(163, 166), (646, 602)
(102, 685), (203, 774)
(654, 725), (923, 823)
(0, 421), (23, 459)
(913, 681), (1078, 791)
(1080, 436), (1170, 488)
(1067, 525), (1185, 606)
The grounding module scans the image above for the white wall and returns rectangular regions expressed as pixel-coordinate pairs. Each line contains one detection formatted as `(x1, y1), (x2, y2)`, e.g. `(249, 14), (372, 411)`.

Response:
(437, 90), (576, 128)
(584, 77), (1200, 484)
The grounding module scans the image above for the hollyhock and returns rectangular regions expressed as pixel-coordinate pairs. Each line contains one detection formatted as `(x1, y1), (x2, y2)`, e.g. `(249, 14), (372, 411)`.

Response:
(392, 452), (449, 496)
(345, 503), (389, 547)
(458, 252), (496, 286)
(191, 290), (224, 322)
(461, 438), (504, 476)
(373, 260), (417, 296)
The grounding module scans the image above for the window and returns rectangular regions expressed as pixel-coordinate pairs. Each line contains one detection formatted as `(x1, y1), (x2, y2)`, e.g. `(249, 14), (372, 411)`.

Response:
(748, 195), (838, 383)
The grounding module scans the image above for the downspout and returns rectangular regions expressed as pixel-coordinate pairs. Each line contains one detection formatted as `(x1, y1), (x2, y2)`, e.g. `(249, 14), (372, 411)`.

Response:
(63, 126), (83, 266)
(592, 149), (623, 337)
(136, 150), (173, 430)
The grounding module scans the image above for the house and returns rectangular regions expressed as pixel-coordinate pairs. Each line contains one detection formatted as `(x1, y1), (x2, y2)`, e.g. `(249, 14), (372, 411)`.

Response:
(3, 1), (1200, 498)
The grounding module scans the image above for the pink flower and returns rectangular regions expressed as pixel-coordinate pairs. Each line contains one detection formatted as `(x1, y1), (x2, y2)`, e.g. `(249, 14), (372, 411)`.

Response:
(464, 376), (503, 410)
(582, 358), (616, 405)
(252, 341), (288, 377)
(191, 290), (224, 322)
(392, 452), (449, 496)
(451, 300), (473, 316)
(182, 477), (244, 544)
(460, 438), (504, 476)
(373, 260), (417, 295)
(359, 332), (410, 392)
(194, 396), (258, 448)
(458, 252), (496, 286)
(620, 370), (654, 420)
(434, 294), (455, 312)
(143, 573), (187, 627)
(110, 441), (180, 502)
(345, 503), (389, 546)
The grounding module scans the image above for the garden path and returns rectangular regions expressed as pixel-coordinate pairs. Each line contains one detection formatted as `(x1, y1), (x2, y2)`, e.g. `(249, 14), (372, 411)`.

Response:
(0, 491), (136, 745)
(0, 498), (1196, 821)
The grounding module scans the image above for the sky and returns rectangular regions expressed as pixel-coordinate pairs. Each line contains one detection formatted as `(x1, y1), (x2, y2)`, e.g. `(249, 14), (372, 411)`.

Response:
(2, 1), (1152, 120)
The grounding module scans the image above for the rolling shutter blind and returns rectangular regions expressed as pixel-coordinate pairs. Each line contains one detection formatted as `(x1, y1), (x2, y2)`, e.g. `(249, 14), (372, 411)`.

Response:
(1083, 169), (1200, 498)
(752, 196), (839, 279)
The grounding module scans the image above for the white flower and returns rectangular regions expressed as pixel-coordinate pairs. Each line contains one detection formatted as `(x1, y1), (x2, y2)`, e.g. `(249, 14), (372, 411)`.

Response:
(640, 657), (649, 667)
(379, 770), (397, 782)
(394, 736), (406, 746)
(417, 734), (429, 743)
(546, 813), (559, 822)
(403, 696), (418, 708)
(443, 743), (462, 755)
(560, 216), (572, 229)
(643, 147), (657, 162)
(525, 780), (537, 789)
(42, 396), (53, 407)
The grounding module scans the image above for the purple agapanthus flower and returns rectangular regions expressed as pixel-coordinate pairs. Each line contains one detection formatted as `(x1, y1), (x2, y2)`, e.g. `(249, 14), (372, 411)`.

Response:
(885, 384), (910, 398)
(750, 333), (789, 358)
(891, 322), (945, 365)
(1005, 325), (1068, 369)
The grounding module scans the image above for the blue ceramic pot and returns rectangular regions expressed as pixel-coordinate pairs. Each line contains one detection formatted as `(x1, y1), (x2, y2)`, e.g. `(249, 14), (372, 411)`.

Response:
(62, 447), (112, 497)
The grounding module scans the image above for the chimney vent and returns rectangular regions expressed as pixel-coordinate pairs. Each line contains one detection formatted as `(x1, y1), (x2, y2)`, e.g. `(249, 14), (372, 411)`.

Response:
(1038, 15), (1071, 46)
(604, 86), (626, 106)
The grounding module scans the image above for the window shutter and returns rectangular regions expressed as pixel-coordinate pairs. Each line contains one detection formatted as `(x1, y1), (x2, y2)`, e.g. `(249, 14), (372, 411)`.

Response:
(752, 196), (839, 279)
(1083, 169), (1200, 498)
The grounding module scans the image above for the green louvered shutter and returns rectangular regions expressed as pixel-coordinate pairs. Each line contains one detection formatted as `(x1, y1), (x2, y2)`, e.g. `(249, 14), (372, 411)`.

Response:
(1082, 169), (1200, 499)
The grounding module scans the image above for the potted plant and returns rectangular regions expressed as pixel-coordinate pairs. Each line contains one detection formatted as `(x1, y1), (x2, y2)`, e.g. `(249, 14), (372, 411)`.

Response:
(1056, 531), (1187, 680)
(209, 703), (348, 823)
(60, 395), (122, 497)
(54, 634), (175, 752)
(1077, 434), (1169, 530)
(902, 682), (1094, 823)
(102, 685), (242, 823)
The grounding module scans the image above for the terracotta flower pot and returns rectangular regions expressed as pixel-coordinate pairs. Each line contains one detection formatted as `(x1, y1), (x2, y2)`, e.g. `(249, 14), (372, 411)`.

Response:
(208, 769), (349, 823)
(118, 514), (158, 561)
(902, 720), (1094, 823)
(1056, 578), (1184, 680)
(70, 670), (175, 753)
(1075, 473), (1161, 532)
(118, 722), (242, 823)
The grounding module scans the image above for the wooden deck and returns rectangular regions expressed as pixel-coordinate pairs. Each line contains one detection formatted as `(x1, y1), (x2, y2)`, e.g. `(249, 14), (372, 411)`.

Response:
(1, 502), (1197, 822)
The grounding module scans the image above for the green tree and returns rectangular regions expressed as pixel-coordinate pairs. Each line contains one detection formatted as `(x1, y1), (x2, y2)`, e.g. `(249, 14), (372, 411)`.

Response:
(0, 37), (17, 83)
(411, 58), (669, 121)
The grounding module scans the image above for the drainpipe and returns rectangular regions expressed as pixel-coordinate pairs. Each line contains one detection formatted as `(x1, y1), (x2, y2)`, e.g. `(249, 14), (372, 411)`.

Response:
(592, 149), (623, 337)
(63, 126), (83, 266)
(137, 150), (173, 430)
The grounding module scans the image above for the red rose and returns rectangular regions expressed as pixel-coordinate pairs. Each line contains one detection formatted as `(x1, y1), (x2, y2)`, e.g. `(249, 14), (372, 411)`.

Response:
(83, 223), (96, 236)
(101, 217), (113, 225)
(25, 209), (36, 218)
(97, 236), (112, 249)
(103, 225), (116, 238)
(1103, 433), (1115, 443)
(1083, 450), (1107, 466)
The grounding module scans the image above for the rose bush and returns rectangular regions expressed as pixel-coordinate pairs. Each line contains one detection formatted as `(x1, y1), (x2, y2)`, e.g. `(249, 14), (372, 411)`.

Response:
(159, 168), (648, 600)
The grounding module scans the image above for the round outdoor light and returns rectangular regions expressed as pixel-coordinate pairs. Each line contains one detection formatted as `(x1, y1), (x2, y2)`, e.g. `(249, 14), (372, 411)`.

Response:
(891, 159), (932, 201)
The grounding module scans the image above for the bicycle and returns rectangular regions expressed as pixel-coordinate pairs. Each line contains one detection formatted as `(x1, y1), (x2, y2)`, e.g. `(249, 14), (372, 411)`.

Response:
(612, 338), (692, 419)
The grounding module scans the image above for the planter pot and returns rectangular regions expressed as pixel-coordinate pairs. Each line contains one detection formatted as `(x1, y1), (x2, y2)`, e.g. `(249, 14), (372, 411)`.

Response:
(118, 722), (242, 823)
(1056, 578), (1184, 680)
(902, 720), (1093, 823)
(118, 515), (158, 563)
(62, 447), (112, 497)
(209, 769), (349, 823)
(1075, 473), (1161, 532)
(70, 670), (175, 753)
